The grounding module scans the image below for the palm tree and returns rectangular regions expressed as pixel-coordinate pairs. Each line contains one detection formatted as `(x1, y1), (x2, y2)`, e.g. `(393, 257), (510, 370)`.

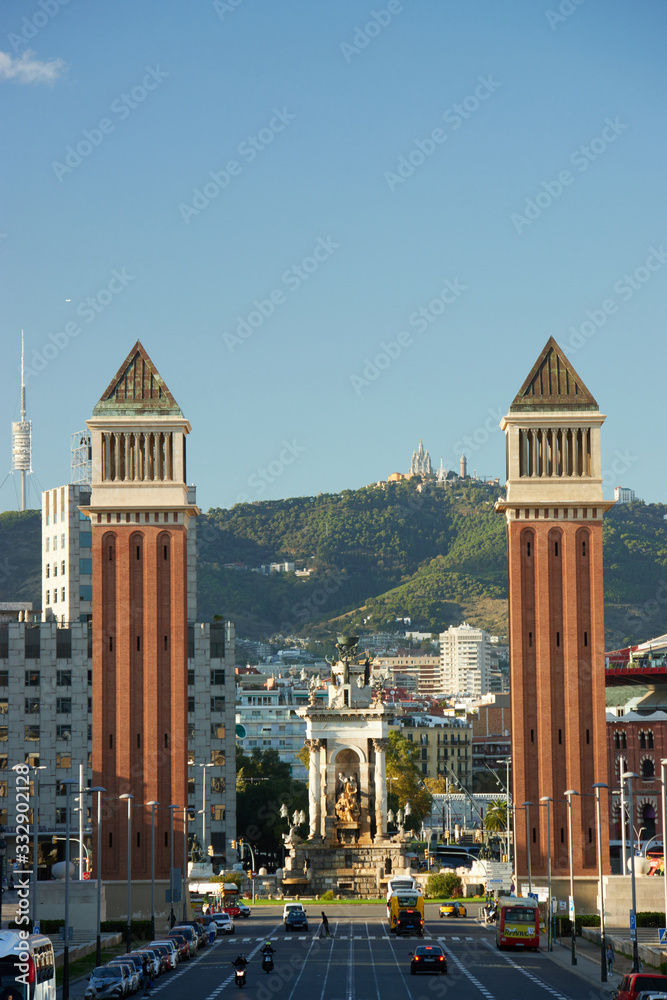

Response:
(484, 799), (508, 833)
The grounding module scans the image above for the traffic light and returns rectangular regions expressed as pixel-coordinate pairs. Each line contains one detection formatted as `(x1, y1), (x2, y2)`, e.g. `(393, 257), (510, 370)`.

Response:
(230, 839), (236, 849)
(208, 845), (214, 857)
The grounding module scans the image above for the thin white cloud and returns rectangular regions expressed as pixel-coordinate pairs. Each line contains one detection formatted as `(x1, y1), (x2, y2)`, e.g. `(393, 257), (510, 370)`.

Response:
(0, 50), (66, 85)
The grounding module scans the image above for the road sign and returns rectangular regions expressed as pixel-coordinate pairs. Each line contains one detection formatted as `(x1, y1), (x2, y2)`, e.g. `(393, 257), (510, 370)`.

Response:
(551, 897), (557, 914)
(235, 724), (246, 739)
(568, 896), (575, 921)
(659, 927), (667, 944)
(558, 900), (567, 912)
(630, 910), (637, 940)
(33, 922), (40, 934)
(486, 862), (513, 877)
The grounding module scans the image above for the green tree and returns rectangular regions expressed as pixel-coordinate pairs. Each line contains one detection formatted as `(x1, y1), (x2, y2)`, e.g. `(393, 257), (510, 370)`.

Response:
(484, 799), (507, 833)
(235, 747), (308, 853)
(385, 732), (433, 831)
(425, 873), (462, 899)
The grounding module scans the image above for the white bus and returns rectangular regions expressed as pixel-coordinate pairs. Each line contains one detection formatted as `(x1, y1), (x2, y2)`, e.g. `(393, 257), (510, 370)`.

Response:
(0, 932), (56, 1000)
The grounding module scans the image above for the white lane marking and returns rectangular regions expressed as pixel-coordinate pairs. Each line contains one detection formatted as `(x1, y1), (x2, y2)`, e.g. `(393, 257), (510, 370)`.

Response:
(383, 924), (417, 998)
(441, 942), (497, 1000)
(285, 935), (318, 1000)
(346, 928), (355, 1000)
(199, 921), (282, 999)
(318, 928), (337, 1000)
(482, 940), (571, 999)
(365, 922), (382, 1000)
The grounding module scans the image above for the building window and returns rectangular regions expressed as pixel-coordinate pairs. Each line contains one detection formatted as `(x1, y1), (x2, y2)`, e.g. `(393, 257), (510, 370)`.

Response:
(61, 533), (66, 547)
(188, 778), (195, 795)
(211, 805), (225, 822)
(642, 758), (655, 779)
(210, 750), (225, 766)
(188, 724), (195, 740)
(53, 563), (58, 577)
(211, 724), (225, 740)
(24, 698), (40, 714)
(210, 696), (225, 712)
(61, 560), (66, 575)
(211, 776), (225, 793)
(61, 587), (66, 602)
(57, 698), (72, 714)
(46, 565), (50, 578)
(188, 670), (195, 687)
(80, 531), (92, 549)
(80, 585), (93, 601)
(56, 753), (71, 768)
(0, 701), (7, 716)
(0, 728), (7, 742)
(24, 628), (41, 660)
(56, 724), (72, 740)
(25, 725), (40, 741)
(188, 697), (195, 714)
(25, 753), (39, 767)
(210, 669), (225, 685)
(57, 670), (72, 687)
(46, 538), (50, 552)
(0, 673), (6, 687)
(80, 558), (92, 574)
(53, 536), (57, 551)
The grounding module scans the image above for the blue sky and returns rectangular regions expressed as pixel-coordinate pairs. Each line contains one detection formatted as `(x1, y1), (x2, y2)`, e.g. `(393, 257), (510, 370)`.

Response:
(1, 0), (666, 512)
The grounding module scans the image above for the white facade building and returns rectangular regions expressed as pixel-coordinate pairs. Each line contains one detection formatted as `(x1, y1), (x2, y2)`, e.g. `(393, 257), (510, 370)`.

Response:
(439, 622), (493, 697)
(42, 484), (93, 624)
(614, 486), (636, 504)
(236, 686), (308, 780)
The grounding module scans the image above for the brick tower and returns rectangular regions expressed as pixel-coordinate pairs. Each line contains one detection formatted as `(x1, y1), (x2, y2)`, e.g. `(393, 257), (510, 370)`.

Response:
(496, 338), (611, 878)
(87, 342), (198, 880)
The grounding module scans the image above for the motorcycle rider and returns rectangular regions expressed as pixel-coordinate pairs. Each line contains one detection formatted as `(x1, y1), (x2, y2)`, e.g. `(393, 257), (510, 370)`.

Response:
(262, 942), (275, 956)
(232, 954), (248, 971)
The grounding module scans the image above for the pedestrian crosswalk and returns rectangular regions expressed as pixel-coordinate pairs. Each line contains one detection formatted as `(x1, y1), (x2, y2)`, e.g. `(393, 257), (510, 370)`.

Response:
(216, 934), (476, 943)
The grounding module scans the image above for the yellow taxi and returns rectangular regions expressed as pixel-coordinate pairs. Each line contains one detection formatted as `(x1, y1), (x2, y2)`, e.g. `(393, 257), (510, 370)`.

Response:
(439, 901), (466, 918)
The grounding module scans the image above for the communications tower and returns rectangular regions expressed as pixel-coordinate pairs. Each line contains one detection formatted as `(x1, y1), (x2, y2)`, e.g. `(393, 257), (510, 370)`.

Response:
(11, 332), (32, 511)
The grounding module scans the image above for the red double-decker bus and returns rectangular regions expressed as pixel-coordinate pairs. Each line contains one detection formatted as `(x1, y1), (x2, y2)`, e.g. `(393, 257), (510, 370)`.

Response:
(495, 897), (539, 950)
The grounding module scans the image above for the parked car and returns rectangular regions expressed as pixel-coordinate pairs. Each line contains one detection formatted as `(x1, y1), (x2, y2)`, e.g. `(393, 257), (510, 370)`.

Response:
(117, 955), (145, 988)
(410, 944), (448, 976)
(615, 975), (667, 1000)
(149, 942), (177, 970)
(130, 950), (160, 979)
(150, 939), (180, 968)
(180, 919), (207, 945)
(85, 966), (127, 1000)
(166, 932), (190, 961)
(208, 912), (235, 934)
(107, 960), (139, 994)
(285, 909), (309, 932)
(172, 924), (199, 955)
(439, 902), (466, 918)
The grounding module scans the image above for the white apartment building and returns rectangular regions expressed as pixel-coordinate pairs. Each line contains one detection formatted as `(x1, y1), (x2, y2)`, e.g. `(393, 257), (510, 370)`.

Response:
(42, 483), (93, 624)
(236, 686), (308, 781)
(614, 486), (636, 504)
(439, 623), (493, 697)
(374, 654), (442, 695)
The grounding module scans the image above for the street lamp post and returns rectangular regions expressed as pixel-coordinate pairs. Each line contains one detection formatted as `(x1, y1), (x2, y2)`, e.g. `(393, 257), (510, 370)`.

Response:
(62, 777), (79, 1000)
(119, 794), (134, 953)
(620, 761), (628, 876)
(497, 758), (512, 866)
(540, 796), (553, 952)
(622, 772), (641, 973)
(661, 760), (667, 931)
(593, 782), (609, 983)
(183, 807), (193, 922)
(522, 802), (533, 896)
(168, 805), (178, 928)
(89, 786), (106, 967)
(0, 825), (5, 931)
(146, 801), (159, 941)
(199, 763), (214, 856)
(564, 789), (579, 966)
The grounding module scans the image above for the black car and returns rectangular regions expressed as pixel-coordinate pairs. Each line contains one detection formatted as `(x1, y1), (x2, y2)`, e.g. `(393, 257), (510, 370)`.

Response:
(285, 910), (309, 932)
(410, 944), (447, 975)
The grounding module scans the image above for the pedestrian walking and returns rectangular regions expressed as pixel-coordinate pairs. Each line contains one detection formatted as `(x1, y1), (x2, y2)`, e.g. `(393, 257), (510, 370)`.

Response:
(142, 958), (151, 996)
(606, 941), (614, 974)
(320, 911), (330, 938)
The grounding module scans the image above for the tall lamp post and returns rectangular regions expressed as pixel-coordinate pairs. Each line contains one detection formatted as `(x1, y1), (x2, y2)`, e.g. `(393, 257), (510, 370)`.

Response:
(622, 772), (641, 973)
(593, 782), (609, 983)
(497, 758), (512, 866)
(62, 777), (79, 1000)
(89, 786), (106, 967)
(564, 789), (579, 966)
(522, 802), (533, 896)
(168, 805), (178, 928)
(119, 794), (134, 953)
(183, 807), (194, 922)
(198, 763), (214, 855)
(540, 796), (553, 951)
(146, 801), (159, 941)
(661, 760), (667, 931)
(0, 824), (5, 930)
(620, 759), (628, 875)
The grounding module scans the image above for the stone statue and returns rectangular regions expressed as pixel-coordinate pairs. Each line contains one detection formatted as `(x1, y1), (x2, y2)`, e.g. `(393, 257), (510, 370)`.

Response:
(335, 774), (360, 824)
(190, 834), (204, 863)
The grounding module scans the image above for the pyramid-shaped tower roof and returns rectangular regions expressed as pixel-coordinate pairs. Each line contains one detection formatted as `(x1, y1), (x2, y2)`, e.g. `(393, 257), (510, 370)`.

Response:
(92, 341), (183, 417)
(510, 336), (598, 413)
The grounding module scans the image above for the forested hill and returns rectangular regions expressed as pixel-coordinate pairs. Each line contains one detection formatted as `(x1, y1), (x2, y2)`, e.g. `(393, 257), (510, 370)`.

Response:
(1, 484), (666, 649)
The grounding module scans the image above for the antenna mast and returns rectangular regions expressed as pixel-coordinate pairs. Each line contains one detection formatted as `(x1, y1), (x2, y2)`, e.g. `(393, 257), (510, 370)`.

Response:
(11, 331), (32, 511)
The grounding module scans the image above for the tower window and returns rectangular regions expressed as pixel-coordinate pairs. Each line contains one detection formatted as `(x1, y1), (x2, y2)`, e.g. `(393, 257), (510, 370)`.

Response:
(560, 828), (564, 843)
(109, 734), (113, 749)
(526, 541), (531, 557)
(165, 832), (168, 847)
(137, 636), (141, 652)
(584, 631), (588, 647)
(582, 540), (587, 556)
(530, 729), (534, 744)
(589, 828), (592, 843)
(164, 545), (168, 559)
(109, 546), (113, 560)
(136, 546), (141, 560)
(586, 729), (590, 745)
(165, 733), (169, 748)
(554, 541), (559, 556)
(558, 729), (562, 745)
(109, 637), (113, 652)
(137, 733), (141, 749)
(528, 632), (533, 647)
(164, 636), (168, 650)
(109, 832), (113, 848)
(532, 827), (536, 843)
(556, 632), (560, 647)
(137, 832), (141, 847)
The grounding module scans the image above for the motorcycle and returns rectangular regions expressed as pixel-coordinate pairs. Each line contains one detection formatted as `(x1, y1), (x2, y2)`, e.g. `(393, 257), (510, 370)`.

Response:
(232, 962), (247, 988)
(261, 952), (274, 974)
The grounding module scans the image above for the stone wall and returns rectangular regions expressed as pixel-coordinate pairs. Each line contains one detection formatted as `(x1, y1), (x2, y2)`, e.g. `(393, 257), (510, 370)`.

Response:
(285, 843), (410, 897)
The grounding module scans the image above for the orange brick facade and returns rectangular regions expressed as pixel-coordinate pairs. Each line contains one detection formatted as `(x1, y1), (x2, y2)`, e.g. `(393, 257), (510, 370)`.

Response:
(92, 521), (189, 879)
(508, 517), (609, 876)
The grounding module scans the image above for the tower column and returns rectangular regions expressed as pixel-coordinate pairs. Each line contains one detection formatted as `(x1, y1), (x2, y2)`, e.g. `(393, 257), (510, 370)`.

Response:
(307, 739), (322, 840)
(373, 738), (389, 841)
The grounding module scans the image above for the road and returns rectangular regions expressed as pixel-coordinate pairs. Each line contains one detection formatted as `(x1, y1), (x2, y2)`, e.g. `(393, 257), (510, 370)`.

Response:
(66, 905), (605, 1000)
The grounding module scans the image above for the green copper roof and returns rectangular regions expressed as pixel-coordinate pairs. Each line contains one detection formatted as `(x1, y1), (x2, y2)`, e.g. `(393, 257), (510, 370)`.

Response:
(510, 336), (598, 412)
(92, 341), (183, 417)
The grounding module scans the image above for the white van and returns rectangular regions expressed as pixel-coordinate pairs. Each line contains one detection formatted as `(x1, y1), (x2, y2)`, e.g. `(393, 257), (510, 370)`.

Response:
(283, 902), (305, 923)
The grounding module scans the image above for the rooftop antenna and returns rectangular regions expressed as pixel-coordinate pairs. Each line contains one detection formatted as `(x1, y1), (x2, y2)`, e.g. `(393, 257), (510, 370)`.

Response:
(11, 331), (32, 511)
